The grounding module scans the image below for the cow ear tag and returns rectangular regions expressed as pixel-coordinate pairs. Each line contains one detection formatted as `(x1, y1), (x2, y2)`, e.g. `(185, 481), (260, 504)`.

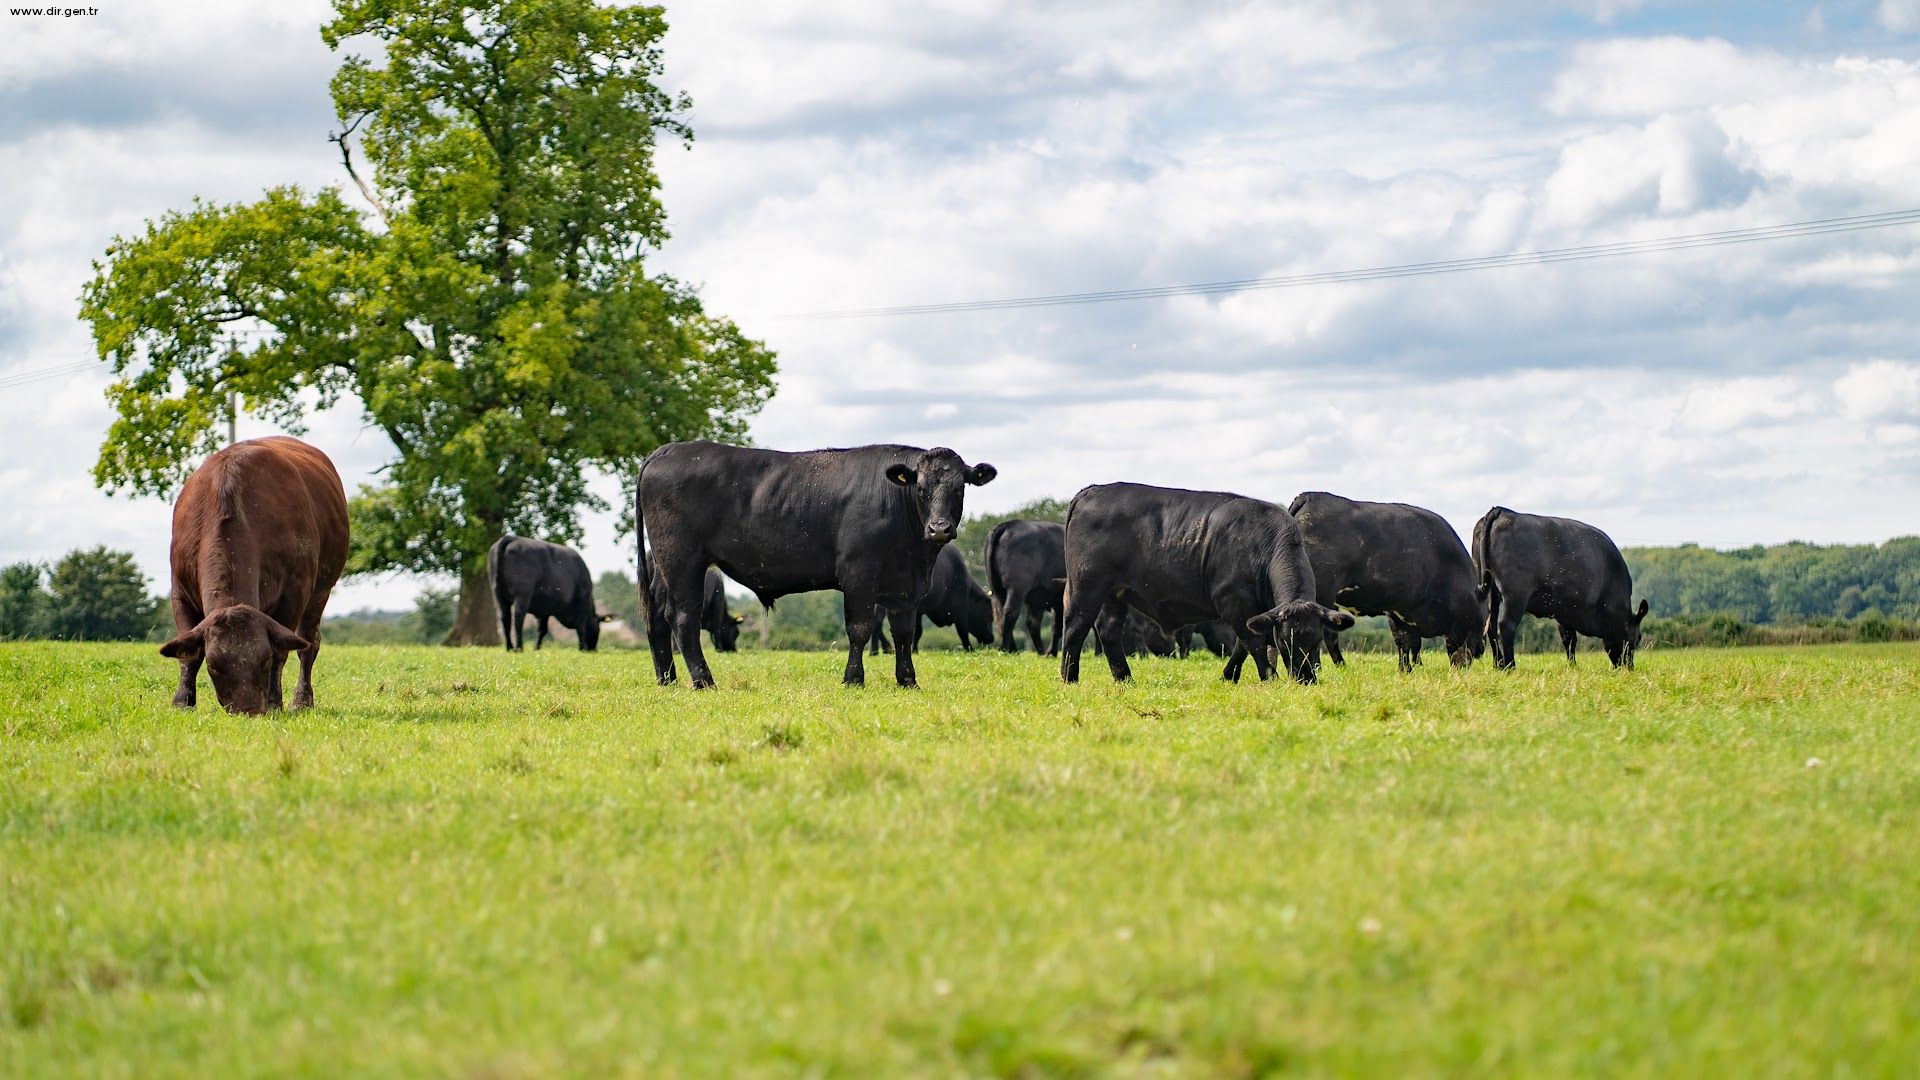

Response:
(886, 464), (916, 486)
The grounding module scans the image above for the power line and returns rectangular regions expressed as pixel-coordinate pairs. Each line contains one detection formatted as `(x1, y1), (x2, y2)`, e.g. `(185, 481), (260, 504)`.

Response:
(0, 359), (99, 390)
(776, 207), (1920, 321)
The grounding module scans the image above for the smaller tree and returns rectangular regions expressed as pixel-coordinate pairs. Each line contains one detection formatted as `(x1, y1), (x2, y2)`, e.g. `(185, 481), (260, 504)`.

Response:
(44, 547), (163, 642)
(402, 585), (459, 644)
(595, 570), (639, 625)
(0, 562), (49, 640)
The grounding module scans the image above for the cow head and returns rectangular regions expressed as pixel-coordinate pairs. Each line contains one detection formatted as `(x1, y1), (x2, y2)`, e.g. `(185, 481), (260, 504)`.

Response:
(1447, 619), (1486, 667)
(1610, 598), (1650, 669)
(577, 609), (614, 652)
(713, 611), (745, 652)
(886, 448), (996, 543)
(1246, 601), (1354, 684)
(159, 604), (310, 714)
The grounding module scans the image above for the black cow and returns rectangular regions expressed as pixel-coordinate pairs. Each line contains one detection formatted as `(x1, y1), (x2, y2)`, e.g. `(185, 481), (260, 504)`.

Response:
(1288, 492), (1485, 672)
(489, 535), (611, 651)
(702, 568), (744, 652)
(1059, 483), (1353, 684)
(1472, 506), (1649, 670)
(637, 441), (995, 688)
(868, 544), (994, 653)
(983, 519), (1067, 655)
(1173, 620), (1236, 658)
(1093, 610), (1177, 658)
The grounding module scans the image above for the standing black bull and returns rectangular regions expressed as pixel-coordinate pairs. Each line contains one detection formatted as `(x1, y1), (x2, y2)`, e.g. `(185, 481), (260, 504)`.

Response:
(1059, 483), (1353, 685)
(1289, 492), (1485, 672)
(637, 441), (995, 688)
(983, 519), (1066, 655)
(1472, 506), (1648, 670)
(868, 544), (995, 653)
(702, 568), (744, 652)
(489, 534), (611, 651)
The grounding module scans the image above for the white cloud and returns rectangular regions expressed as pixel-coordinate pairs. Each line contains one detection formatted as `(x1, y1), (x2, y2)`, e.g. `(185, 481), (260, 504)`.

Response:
(1835, 360), (1920, 421)
(7, 5), (1920, 612)
(1880, 0), (1920, 33)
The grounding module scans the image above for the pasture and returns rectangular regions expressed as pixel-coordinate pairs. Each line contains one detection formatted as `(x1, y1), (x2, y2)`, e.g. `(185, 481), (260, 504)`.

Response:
(3, 641), (1918, 1075)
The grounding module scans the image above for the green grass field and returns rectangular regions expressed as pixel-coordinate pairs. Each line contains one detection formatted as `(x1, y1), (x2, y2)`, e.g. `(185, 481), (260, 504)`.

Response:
(3, 642), (1918, 1076)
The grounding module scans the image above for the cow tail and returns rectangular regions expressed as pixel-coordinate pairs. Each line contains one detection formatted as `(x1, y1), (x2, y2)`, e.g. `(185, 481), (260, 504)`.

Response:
(984, 522), (1008, 602)
(634, 454), (655, 631)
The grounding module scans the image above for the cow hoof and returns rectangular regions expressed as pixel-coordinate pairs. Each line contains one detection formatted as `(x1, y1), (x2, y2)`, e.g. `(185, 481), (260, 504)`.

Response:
(897, 679), (919, 690)
(171, 693), (195, 709)
(291, 694), (314, 710)
(842, 677), (865, 688)
(691, 679), (715, 691)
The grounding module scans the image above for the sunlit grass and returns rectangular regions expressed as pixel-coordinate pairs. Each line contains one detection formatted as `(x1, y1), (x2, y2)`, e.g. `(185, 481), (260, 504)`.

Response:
(3, 641), (1918, 1075)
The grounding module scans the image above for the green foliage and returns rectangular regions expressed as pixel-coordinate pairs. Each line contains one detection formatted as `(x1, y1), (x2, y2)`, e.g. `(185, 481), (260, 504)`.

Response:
(593, 569), (639, 625)
(322, 585), (460, 645)
(30, 548), (164, 642)
(0, 564), (48, 641)
(1625, 537), (1920, 622)
(3, 643), (1920, 1072)
(81, 0), (776, 642)
(955, 497), (1069, 583)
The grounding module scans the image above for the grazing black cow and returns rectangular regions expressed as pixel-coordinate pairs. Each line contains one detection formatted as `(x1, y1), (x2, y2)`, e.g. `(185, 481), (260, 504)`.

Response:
(702, 568), (744, 652)
(1472, 506), (1648, 670)
(1093, 610), (1177, 658)
(1059, 483), (1353, 685)
(1288, 492), (1485, 672)
(983, 519), (1066, 655)
(868, 544), (994, 654)
(489, 535), (610, 651)
(637, 441), (995, 688)
(1173, 620), (1236, 658)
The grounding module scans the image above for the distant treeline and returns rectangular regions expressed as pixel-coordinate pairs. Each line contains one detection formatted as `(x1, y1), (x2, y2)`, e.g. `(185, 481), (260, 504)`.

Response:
(7, 526), (1920, 649)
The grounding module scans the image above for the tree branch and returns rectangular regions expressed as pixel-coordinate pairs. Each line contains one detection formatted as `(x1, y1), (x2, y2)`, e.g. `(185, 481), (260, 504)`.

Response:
(329, 114), (393, 229)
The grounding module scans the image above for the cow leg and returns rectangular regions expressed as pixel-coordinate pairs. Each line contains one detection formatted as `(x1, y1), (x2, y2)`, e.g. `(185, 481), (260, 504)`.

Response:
(1048, 604), (1063, 658)
(887, 605), (920, 688)
(1057, 584), (1109, 684)
(172, 653), (201, 708)
(278, 592), (326, 710)
(268, 650), (288, 710)
(1559, 622), (1579, 665)
(1222, 640), (1247, 683)
(841, 594), (876, 687)
(535, 615), (550, 650)
(1493, 608), (1523, 670)
(510, 595), (530, 651)
(496, 591), (516, 652)
(1095, 599), (1133, 683)
(644, 579), (678, 686)
(996, 588), (1025, 653)
(870, 605), (891, 655)
(1325, 632), (1347, 667)
(1025, 598), (1049, 657)
(1230, 629), (1277, 682)
(1389, 616), (1417, 674)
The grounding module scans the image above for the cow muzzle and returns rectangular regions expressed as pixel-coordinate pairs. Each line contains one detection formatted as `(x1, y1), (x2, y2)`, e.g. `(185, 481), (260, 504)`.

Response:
(925, 522), (955, 543)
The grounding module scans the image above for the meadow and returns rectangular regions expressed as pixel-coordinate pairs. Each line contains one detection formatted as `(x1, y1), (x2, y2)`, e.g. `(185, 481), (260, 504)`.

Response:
(3, 641), (1918, 1076)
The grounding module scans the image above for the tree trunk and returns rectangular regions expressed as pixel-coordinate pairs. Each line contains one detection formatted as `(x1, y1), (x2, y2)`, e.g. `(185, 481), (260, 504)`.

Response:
(444, 554), (500, 646)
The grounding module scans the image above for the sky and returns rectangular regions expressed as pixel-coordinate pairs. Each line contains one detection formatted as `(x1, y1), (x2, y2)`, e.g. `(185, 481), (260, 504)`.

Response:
(3, 0), (1920, 611)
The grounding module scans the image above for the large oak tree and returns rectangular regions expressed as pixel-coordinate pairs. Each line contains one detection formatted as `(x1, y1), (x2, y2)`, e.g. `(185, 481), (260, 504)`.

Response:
(81, 0), (775, 643)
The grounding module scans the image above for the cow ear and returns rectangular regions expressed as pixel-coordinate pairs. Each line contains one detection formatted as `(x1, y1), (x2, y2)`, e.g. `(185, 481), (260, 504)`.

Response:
(1320, 606), (1356, 630)
(1633, 599), (1649, 624)
(966, 462), (997, 486)
(731, 613), (746, 624)
(886, 464), (917, 486)
(266, 619), (311, 653)
(159, 626), (206, 660)
(1245, 612), (1276, 636)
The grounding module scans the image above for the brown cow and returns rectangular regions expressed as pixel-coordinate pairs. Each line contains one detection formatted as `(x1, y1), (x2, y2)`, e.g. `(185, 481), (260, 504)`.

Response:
(159, 437), (349, 714)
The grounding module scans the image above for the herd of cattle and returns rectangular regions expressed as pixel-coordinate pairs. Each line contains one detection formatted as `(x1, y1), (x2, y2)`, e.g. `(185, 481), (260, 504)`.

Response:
(157, 436), (1647, 713)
